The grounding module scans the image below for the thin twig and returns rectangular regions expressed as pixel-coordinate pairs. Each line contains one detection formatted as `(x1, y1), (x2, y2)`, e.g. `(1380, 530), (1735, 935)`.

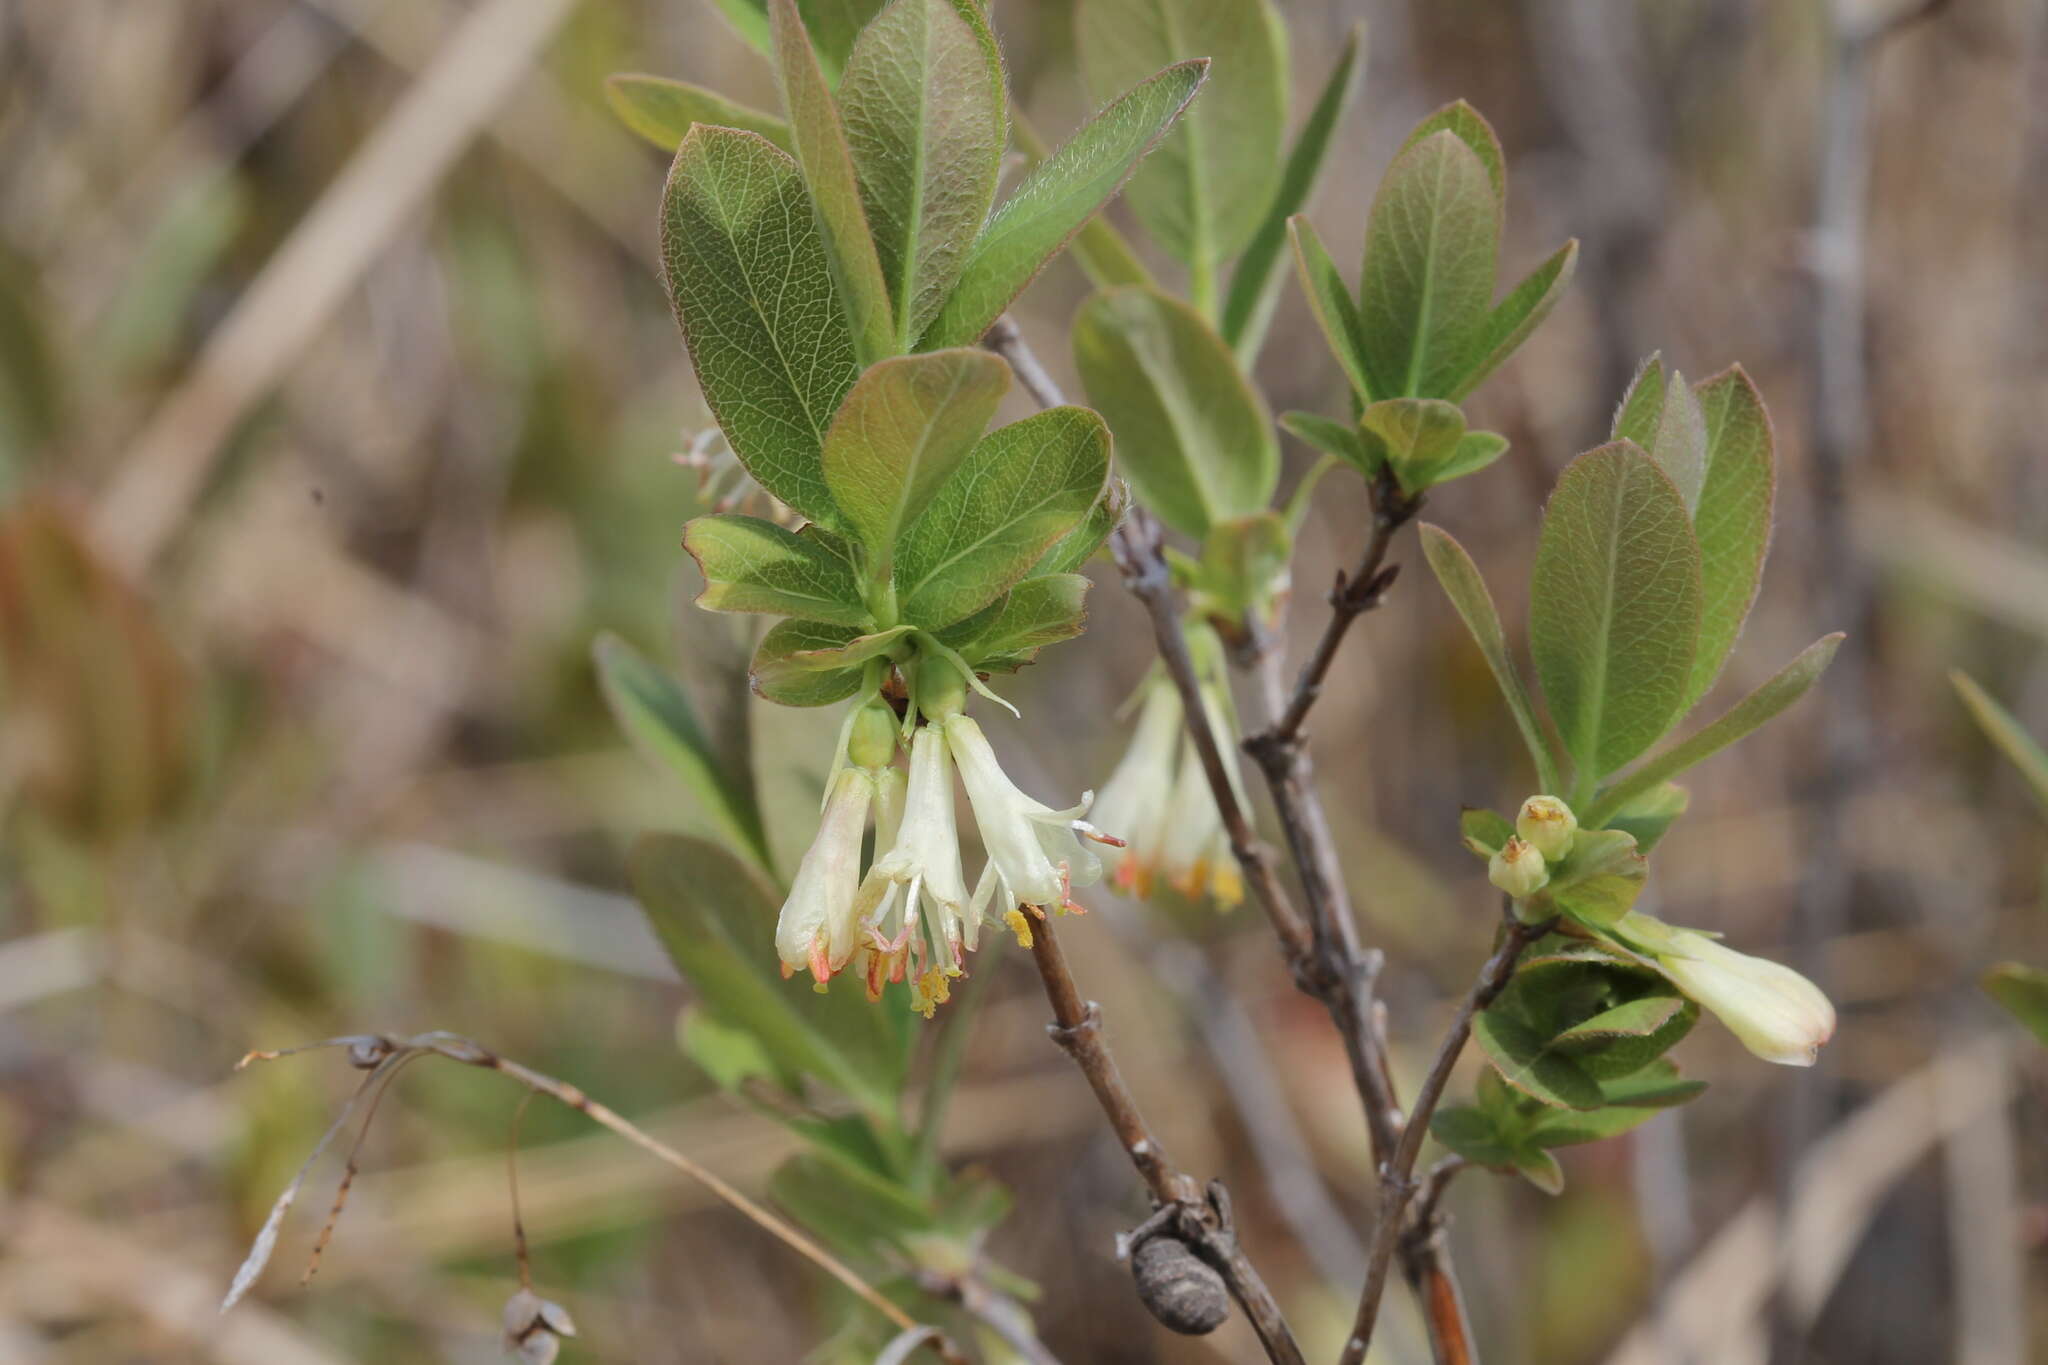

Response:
(1252, 466), (1420, 752)
(233, 1032), (968, 1365)
(1342, 914), (1548, 1365)
(985, 316), (1472, 1359)
(1409, 1155), (1471, 1239)
(1023, 913), (1307, 1365)
(508, 1087), (538, 1289)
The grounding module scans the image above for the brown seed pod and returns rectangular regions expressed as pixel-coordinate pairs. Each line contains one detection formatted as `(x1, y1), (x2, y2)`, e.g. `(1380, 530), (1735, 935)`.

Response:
(1130, 1235), (1230, 1335)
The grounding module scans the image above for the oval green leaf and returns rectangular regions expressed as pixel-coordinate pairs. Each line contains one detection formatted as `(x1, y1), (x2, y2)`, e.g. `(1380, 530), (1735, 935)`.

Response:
(820, 348), (1009, 571)
(661, 127), (859, 530)
(1530, 443), (1703, 784)
(840, 0), (1006, 343)
(1072, 284), (1276, 540)
(921, 59), (1208, 348)
(895, 407), (1111, 628)
(1358, 129), (1500, 399)
(605, 73), (792, 153)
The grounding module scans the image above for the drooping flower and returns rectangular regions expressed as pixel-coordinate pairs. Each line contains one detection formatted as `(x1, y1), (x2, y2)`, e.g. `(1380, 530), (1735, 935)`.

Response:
(946, 712), (1111, 920)
(1645, 925), (1836, 1067)
(1156, 735), (1243, 908)
(1089, 675), (1183, 897)
(774, 764), (879, 986)
(853, 725), (973, 1014)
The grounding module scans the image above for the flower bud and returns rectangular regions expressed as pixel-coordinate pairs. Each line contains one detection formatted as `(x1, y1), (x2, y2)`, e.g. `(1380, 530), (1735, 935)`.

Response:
(1651, 928), (1835, 1066)
(1515, 795), (1577, 862)
(846, 697), (898, 771)
(1488, 837), (1549, 900)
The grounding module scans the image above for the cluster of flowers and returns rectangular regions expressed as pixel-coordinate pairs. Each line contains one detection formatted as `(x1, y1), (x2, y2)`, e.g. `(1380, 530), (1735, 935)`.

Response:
(1087, 669), (1247, 909)
(774, 680), (1118, 1016)
(1491, 796), (1836, 1066)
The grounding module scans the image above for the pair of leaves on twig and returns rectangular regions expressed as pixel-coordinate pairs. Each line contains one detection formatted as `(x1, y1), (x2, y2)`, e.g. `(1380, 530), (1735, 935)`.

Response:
(1424, 357), (1840, 818)
(1281, 103), (1575, 499)
(1433, 940), (1706, 1194)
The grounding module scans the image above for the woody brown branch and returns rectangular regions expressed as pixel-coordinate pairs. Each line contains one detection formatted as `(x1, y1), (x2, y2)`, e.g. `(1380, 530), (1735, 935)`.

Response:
(1023, 912), (1307, 1365)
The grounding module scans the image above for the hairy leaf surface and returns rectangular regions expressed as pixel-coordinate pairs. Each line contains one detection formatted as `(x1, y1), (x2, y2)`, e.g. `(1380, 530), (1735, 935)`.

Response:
(922, 60), (1207, 347)
(895, 407), (1110, 627)
(661, 127), (859, 529)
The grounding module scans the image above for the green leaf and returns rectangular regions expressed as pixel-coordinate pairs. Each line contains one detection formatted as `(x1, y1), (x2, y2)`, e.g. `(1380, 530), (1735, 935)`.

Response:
(661, 127), (859, 529)
(1280, 410), (1373, 474)
(704, 0), (772, 54)
(1223, 22), (1365, 358)
(1357, 130), (1499, 399)
(606, 74), (794, 153)
(922, 60), (1208, 348)
(1567, 998), (1697, 1082)
(698, 0), (892, 78)
(769, 0), (898, 364)
(895, 407), (1111, 627)
(751, 619), (907, 705)
(1602, 780), (1689, 853)
(1537, 827), (1647, 930)
(1448, 240), (1577, 402)
(1429, 431), (1510, 486)
(1952, 671), (2048, 817)
(1530, 442), (1703, 785)
(1030, 480), (1128, 576)
(1684, 366), (1777, 708)
(1419, 524), (1565, 794)
(1551, 995), (1683, 1045)
(1009, 109), (1156, 291)
(683, 514), (872, 624)
(630, 834), (902, 1114)
(1474, 1009), (1605, 1110)
(1288, 216), (1374, 403)
(1982, 963), (2048, 1046)
(1612, 355), (1708, 515)
(1358, 397), (1465, 495)
(1460, 806), (1514, 858)
(1430, 1106), (1517, 1166)
(1511, 1146), (1565, 1195)
(1072, 285), (1276, 540)
(593, 633), (771, 871)
(950, 573), (1091, 668)
(1398, 100), (1504, 204)
(1585, 634), (1842, 826)
(1077, 0), (1289, 276)
(819, 348), (1009, 571)
(1527, 1101), (1665, 1149)
(1611, 353), (1667, 446)
(840, 0), (1006, 343)
(1596, 1057), (1708, 1108)
(795, 0), (891, 84)
(681, 1006), (794, 1093)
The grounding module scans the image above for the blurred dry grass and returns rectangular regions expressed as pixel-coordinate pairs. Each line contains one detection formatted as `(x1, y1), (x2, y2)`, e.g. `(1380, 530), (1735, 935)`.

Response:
(0, 1), (2044, 1362)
